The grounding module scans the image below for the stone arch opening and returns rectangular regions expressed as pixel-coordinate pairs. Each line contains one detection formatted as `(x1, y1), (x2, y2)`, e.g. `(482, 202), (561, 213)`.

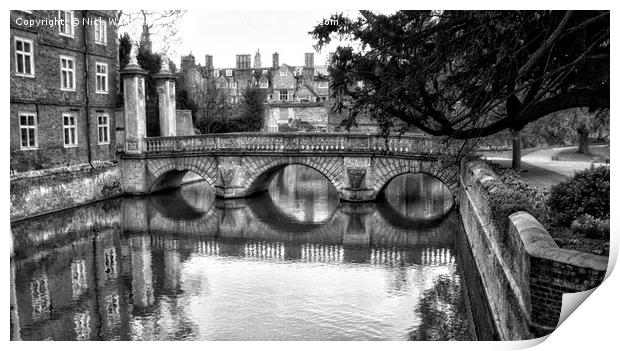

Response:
(149, 164), (216, 194)
(245, 161), (340, 197)
(377, 172), (454, 220)
(244, 163), (340, 225)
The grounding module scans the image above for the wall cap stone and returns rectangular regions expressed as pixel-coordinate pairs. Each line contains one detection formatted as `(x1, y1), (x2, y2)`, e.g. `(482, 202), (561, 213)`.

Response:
(509, 211), (608, 271)
(10, 161), (118, 182)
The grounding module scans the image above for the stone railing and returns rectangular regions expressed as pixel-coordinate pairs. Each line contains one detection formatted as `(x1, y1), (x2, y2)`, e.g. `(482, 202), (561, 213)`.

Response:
(143, 133), (458, 156)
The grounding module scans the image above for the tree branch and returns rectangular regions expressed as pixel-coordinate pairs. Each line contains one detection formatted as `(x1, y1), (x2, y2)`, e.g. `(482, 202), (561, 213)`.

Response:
(518, 10), (573, 80)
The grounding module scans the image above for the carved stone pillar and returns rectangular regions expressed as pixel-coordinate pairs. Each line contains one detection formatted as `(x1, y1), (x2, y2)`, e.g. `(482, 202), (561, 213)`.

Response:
(341, 157), (376, 201)
(215, 157), (246, 198)
(153, 56), (177, 137)
(120, 48), (148, 153)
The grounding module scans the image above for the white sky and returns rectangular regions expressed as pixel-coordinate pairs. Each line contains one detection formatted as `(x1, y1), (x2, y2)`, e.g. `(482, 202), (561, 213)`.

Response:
(122, 10), (359, 68)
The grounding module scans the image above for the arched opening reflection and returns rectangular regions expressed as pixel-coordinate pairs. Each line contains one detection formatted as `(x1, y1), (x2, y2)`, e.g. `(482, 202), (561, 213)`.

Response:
(148, 174), (215, 220)
(266, 165), (339, 224)
(381, 173), (454, 221)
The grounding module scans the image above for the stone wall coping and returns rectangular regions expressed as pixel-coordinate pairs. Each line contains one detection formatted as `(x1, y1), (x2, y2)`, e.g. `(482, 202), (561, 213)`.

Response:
(509, 212), (608, 271)
(10, 161), (117, 181)
(464, 160), (608, 272)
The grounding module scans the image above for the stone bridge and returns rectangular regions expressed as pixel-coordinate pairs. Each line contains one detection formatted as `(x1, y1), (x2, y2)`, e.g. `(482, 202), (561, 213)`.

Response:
(120, 133), (461, 202)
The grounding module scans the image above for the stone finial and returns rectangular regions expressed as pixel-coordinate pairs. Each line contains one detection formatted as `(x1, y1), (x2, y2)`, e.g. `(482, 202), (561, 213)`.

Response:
(159, 55), (171, 74)
(129, 43), (139, 66)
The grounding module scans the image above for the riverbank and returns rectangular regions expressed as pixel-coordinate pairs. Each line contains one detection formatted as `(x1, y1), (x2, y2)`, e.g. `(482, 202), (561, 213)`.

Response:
(10, 161), (123, 221)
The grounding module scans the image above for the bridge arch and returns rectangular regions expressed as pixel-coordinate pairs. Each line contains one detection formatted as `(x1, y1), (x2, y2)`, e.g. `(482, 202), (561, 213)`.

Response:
(147, 157), (218, 193)
(242, 156), (344, 195)
(372, 157), (459, 198)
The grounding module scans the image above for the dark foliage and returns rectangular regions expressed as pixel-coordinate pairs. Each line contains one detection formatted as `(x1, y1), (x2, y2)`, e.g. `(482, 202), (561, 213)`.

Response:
(547, 165), (610, 226)
(311, 11), (609, 139)
(409, 274), (471, 340)
(237, 87), (267, 132)
(118, 33), (132, 70)
(571, 214), (610, 240)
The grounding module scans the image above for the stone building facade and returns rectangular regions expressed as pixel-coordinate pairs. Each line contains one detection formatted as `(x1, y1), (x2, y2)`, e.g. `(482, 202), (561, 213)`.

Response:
(180, 50), (336, 131)
(10, 10), (118, 172)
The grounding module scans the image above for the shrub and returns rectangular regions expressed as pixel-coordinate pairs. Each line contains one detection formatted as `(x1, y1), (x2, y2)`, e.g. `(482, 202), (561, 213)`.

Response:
(489, 163), (549, 224)
(571, 214), (610, 239)
(547, 166), (610, 226)
(488, 187), (537, 232)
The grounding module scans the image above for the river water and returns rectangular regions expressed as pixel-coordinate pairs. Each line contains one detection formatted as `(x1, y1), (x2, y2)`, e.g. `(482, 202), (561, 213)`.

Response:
(10, 165), (489, 341)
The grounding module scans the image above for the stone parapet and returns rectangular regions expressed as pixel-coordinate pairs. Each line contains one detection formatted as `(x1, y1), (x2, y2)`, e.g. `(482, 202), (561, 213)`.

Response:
(459, 159), (608, 340)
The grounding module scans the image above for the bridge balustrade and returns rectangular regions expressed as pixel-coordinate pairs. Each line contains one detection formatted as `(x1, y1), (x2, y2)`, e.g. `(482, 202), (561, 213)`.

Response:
(142, 133), (457, 156)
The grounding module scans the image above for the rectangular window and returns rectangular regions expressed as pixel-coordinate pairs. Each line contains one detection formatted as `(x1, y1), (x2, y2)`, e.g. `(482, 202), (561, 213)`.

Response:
(262, 69), (268, 75)
(94, 18), (106, 45)
(15, 37), (34, 77)
(60, 56), (76, 91)
(58, 11), (74, 37)
(213, 70), (220, 78)
(225, 69), (233, 77)
(97, 113), (109, 144)
(229, 81), (237, 89)
(63, 113), (77, 147)
(280, 69), (288, 76)
(259, 81), (268, 89)
(279, 90), (288, 101)
(19, 112), (37, 149)
(96, 62), (108, 93)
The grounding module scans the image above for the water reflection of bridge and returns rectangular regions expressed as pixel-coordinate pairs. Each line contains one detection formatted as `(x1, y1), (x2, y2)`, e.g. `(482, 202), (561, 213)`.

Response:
(10, 173), (463, 341)
(122, 192), (460, 249)
(151, 236), (456, 267)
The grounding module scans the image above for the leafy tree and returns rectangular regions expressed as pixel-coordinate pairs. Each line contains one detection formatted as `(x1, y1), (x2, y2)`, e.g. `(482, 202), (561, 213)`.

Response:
(117, 10), (186, 57)
(237, 87), (266, 131)
(311, 11), (609, 169)
(478, 107), (609, 153)
(187, 79), (237, 133)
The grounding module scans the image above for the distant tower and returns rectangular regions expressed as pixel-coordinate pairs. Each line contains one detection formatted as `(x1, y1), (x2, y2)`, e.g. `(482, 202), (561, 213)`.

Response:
(205, 55), (213, 69)
(272, 52), (279, 69)
(180, 53), (196, 72)
(236, 54), (251, 70)
(139, 23), (152, 52)
(254, 49), (262, 68)
(304, 53), (314, 68)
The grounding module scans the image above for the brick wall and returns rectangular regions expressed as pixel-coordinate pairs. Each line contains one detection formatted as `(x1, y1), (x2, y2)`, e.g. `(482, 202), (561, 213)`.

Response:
(459, 159), (608, 340)
(10, 10), (118, 172)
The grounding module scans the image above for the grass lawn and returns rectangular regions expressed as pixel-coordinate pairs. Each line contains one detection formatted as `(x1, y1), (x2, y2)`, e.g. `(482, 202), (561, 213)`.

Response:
(478, 146), (542, 159)
(556, 144), (610, 163)
(488, 159), (568, 188)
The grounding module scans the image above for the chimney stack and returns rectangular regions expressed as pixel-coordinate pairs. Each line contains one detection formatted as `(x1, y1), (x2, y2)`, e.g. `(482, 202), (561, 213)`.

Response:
(272, 52), (279, 69)
(205, 55), (213, 69)
(304, 53), (314, 68)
